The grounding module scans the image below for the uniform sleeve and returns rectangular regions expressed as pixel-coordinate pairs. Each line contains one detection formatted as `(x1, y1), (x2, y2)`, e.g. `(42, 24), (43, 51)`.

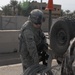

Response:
(23, 29), (39, 63)
(39, 31), (48, 52)
(39, 29), (47, 43)
(41, 32), (47, 43)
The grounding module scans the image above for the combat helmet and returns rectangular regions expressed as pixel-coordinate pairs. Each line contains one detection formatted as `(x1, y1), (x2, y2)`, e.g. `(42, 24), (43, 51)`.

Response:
(29, 9), (45, 24)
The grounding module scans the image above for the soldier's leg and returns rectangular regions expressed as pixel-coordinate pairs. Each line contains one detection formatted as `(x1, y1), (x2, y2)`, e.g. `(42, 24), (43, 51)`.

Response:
(20, 55), (34, 72)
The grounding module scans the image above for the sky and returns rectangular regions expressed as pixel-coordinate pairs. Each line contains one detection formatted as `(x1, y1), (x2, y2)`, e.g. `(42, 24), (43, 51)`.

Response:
(0, 0), (75, 12)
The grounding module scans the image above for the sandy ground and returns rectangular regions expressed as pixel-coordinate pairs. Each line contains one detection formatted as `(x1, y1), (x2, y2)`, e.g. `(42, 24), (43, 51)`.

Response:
(0, 59), (73, 75)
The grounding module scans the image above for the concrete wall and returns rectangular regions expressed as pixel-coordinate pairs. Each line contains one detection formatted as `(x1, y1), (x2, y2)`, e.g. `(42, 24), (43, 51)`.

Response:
(1, 16), (27, 30)
(0, 16), (57, 32)
(0, 17), (2, 29)
(0, 30), (20, 53)
(0, 16), (57, 53)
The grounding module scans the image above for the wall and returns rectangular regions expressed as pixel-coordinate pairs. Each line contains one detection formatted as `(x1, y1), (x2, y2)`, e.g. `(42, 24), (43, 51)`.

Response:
(1, 16), (27, 30)
(0, 16), (57, 53)
(0, 30), (20, 53)
(0, 16), (57, 32)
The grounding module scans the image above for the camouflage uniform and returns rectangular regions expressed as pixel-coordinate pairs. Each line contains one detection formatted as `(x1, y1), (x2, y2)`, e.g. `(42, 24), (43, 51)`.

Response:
(19, 20), (47, 72)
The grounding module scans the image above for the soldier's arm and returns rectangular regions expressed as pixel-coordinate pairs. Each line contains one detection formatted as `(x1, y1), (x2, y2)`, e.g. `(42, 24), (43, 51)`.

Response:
(40, 30), (46, 42)
(40, 31), (48, 51)
(23, 29), (39, 64)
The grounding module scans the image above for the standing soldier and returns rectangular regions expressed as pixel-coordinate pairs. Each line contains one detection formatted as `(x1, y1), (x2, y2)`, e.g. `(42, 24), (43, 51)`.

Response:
(19, 9), (49, 72)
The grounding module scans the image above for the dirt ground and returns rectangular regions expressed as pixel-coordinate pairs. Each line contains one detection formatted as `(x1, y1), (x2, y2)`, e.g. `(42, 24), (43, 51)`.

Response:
(0, 60), (75, 75)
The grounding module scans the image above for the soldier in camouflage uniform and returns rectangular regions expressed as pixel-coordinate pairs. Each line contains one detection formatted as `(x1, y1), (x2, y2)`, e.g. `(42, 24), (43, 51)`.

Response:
(19, 9), (48, 72)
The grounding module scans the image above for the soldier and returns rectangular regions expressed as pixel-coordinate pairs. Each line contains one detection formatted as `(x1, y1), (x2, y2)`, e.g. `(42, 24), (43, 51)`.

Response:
(19, 9), (48, 72)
